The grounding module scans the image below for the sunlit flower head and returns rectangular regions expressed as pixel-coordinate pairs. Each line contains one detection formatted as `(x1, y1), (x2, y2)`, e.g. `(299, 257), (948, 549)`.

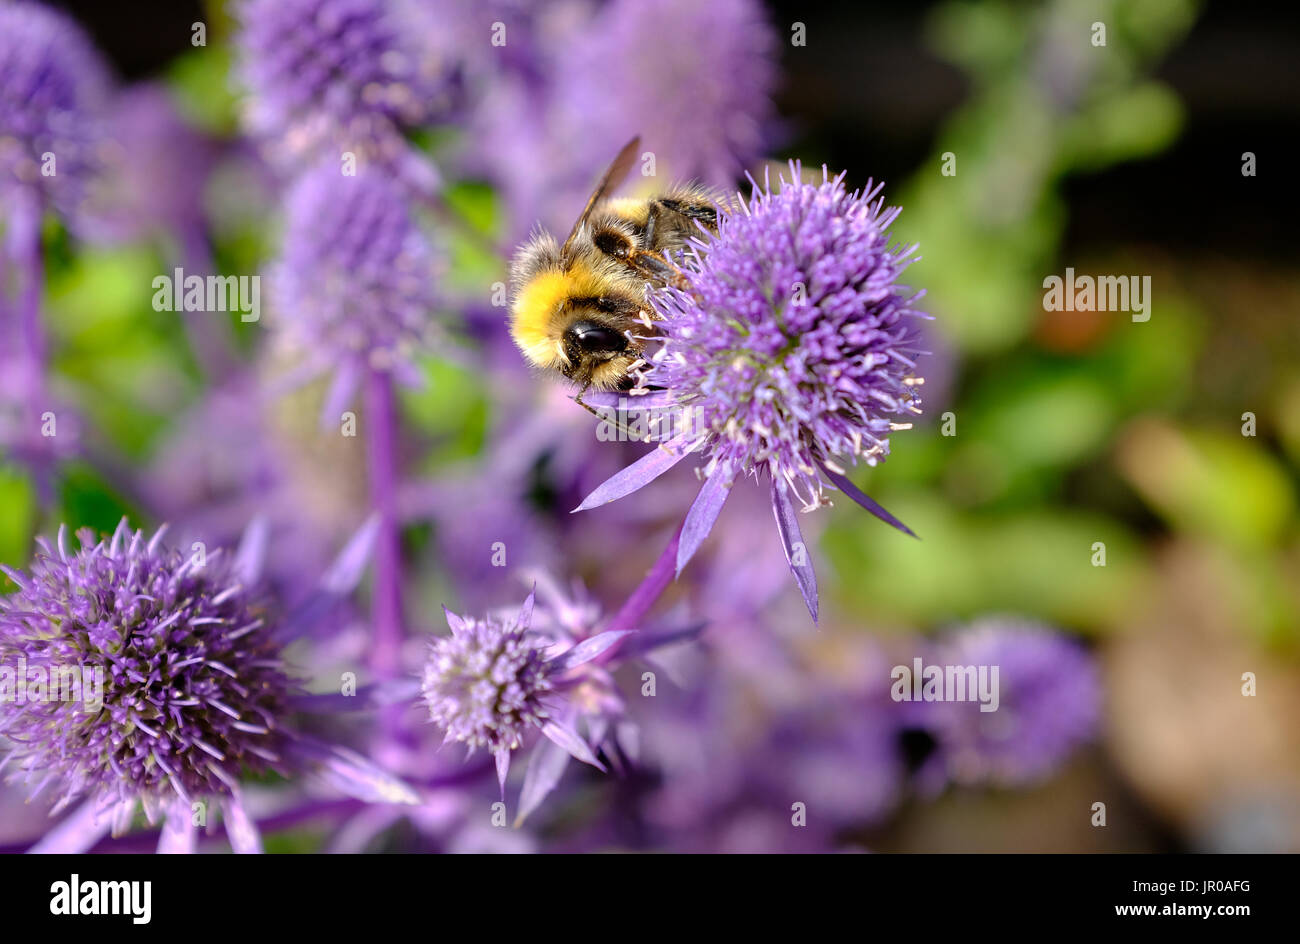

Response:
(576, 164), (929, 620)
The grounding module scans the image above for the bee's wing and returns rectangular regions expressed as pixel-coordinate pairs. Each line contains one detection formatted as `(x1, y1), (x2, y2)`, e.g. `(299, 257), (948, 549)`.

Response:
(560, 135), (641, 264)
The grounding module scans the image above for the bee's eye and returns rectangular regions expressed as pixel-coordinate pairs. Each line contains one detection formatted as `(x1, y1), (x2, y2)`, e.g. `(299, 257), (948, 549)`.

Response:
(569, 320), (627, 354)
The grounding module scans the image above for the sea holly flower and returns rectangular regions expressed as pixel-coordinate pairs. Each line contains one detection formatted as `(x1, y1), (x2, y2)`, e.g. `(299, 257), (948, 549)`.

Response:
(575, 164), (930, 621)
(0, 0), (110, 222)
(234, 0), (447, 187)
(421, 588), (630, 805)
(271, 160), (438, 422)
(0, 517), (419, 854)
(909, 619), (1102, 789)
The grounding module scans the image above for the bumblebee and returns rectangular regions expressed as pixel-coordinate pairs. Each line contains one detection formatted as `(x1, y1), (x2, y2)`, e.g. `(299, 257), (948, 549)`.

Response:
(508, 136), (722, 391)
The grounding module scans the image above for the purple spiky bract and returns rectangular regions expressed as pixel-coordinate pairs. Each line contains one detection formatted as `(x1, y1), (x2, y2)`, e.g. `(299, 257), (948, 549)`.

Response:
(421, 604), (556, 756)
(0, 520), (293, 813)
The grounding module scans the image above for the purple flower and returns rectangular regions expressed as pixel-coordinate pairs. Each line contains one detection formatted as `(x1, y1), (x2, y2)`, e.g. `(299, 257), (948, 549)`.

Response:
(1, 518), (418, 854)
(0, 0), (110, 221)
(555, 0), (777, 187)
(272, 161), (438, 418)
(80, 83), (218, 246)
(465, 0), (777, 240)
(234, 0), (448, 180)
(575, 165), (929, 620)
(422, 587), (631, 804)
(913, 619), (1102, 788)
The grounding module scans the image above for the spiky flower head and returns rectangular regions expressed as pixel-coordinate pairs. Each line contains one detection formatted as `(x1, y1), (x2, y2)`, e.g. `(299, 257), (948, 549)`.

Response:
(0, 519), (292, 815)
(422, 595), (555, 757)
(235, 0), (448, 170)
(273, 161), (437, 408)
(918, 619), (1101, 787)
(650, 164), (926, 499)
(576, 164), (928, 620)
(0, 0), (111, 219)
(422, 589), (634, 798)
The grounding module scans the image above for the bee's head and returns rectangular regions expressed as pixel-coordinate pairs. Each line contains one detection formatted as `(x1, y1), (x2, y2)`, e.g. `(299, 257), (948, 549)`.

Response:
(559, 314), (641, 390)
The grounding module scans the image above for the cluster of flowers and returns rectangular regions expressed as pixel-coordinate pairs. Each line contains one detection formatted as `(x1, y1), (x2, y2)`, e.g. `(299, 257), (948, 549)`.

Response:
(0, 0), (1101, 853)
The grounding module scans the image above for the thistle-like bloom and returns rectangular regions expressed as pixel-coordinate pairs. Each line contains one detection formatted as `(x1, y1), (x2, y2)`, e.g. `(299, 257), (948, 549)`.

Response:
(1, 518), (417, 854)
(422, 587), (631, 804)
(272, 161), (437, 418)
(913, 619), (1101, 788)
(576, 165), (929, 620)
(235, 0), (448, 179)
(0, 0), (110, 220)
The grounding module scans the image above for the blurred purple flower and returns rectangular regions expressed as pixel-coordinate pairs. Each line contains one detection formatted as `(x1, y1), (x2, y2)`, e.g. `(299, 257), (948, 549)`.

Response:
(80, 83), (218, 247)
(465, 0), (777, 239)
(1, 517), (417, 854)
(0, 0), (110, 222)
(913, 619), (1102, 788)
(556, 0), (776, 186)
(272, 161), (438, 418)
(235, 0), (448, 185)
(576, 165), (930, 621)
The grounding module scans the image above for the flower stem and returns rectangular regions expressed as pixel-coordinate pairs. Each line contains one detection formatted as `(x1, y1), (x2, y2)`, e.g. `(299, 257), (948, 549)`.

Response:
(8, 190), (46, 371)
(603, 523), (683, 637)
(364, 368), (404, 681)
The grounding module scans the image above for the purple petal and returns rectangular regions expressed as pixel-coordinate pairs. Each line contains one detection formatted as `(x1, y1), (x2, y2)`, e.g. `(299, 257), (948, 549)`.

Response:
(495, 748), (511, 800)
(770, 478), (819, 622)
(516, 586), (536, 632)
(27, 800), (115, 854)
(321, 514), (381, 593)
(819, 462), (917, 538)
(541, 721), (606, 772)
(551, 630), (636, 672)
(222, 795), (263, 854)
(294, 738), (420, 805)
(516, 726), (572, 826)
(288, 678), (422, 712)
(320, 359), (362, 429)
(618, 622), (707, 659)
(157, 801), (196, 854)
(577, 389), (676, 411)
(572, 435), (693, 512)
(442, 605), (468, 636)
(233, 515), (269, 585)
(676, 473), (732, 575)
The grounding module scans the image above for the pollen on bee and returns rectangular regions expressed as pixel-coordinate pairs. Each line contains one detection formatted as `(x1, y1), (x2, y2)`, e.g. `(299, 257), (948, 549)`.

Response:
(903, 376), (925, 386)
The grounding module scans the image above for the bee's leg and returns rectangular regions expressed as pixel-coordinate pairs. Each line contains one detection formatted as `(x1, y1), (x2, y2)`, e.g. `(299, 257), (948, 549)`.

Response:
(573, 384), (652, 443)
